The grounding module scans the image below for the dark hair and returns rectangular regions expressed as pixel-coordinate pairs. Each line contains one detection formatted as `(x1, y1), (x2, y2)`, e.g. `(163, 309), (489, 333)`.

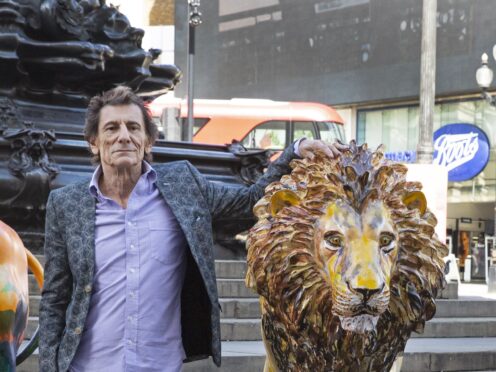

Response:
(84, 86), (158, 163)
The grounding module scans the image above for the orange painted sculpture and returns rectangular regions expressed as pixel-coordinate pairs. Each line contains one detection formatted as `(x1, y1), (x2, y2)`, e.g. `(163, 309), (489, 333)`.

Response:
(0, 220), (44, 371)
(246, 142), (448, 371)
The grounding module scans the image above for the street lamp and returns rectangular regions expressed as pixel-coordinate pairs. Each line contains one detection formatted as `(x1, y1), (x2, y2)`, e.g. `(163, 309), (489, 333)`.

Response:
(476, 52), (496, 106)
(186, 0), (202, 142)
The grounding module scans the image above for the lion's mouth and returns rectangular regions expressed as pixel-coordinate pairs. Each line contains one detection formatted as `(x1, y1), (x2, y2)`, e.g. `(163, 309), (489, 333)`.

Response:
(338, 314), (379, 334)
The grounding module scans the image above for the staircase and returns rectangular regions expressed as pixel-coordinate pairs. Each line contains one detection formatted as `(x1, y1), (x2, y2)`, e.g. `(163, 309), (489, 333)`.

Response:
(19, 258), (496, 372)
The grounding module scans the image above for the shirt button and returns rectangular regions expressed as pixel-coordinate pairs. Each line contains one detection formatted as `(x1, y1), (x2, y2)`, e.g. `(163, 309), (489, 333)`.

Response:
(74, 327), (82, 335)
(129, 268), (135, 274)
(127, 221), (135, 227)
(130, 244), (135, 250)
(129, 291), (135, 298)
(84, 285), (92, 293)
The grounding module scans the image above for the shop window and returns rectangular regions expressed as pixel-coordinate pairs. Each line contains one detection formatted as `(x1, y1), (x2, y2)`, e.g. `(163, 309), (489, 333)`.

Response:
(356, 99), (495, 204)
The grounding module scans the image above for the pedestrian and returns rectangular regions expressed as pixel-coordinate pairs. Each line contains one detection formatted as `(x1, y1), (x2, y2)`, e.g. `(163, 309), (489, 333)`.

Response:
(39, 86), (346, 372)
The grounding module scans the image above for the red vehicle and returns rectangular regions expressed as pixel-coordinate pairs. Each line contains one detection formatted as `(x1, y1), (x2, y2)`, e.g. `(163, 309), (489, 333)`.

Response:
(149, 97), (345, 150)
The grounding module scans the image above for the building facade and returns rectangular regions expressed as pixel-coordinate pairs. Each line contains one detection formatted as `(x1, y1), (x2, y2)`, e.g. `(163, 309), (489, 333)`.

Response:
(174, 0), (496, 280)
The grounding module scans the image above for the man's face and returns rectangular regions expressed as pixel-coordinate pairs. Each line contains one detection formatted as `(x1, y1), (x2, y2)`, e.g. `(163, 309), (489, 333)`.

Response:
(90, 104), (151, 171)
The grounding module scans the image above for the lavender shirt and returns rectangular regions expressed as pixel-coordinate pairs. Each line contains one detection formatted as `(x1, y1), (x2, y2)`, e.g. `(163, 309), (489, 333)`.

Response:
(70, 162), (187, 372)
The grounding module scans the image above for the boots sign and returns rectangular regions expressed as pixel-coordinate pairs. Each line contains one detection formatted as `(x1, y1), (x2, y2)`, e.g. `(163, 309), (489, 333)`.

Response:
(433, 123), (490, 182)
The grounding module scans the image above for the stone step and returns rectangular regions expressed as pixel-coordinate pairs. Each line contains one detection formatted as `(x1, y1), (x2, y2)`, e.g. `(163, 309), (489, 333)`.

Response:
(220, 275), (457, 300)
(17, 338), (496, 372)
(23, 315), (496, 344)
(220, 298), (260, 319)
(402, 337), (496, 371)
(34, 254), (45, 268)
(436, 299), (496, 317)
(28, 266), (458, 300)
(25, 255), (45, 275)
(184, 338), (496, 372)
(28, 293), (492, 322)
(28, 274), (41, 295)
(221, 319), (261, 341)
(24, 317), (38, 340)
(214, 260), (458, 296)
(28, 295), (40, 317)
(218, 317), (496, 341)
(412, 317), (496, 338)
(25, 312), (496, 344)
(215, 260), (247, 279)
(220, 297), (496, 320)
(29, 274), (258, 298)
(217, 279), (257, 298)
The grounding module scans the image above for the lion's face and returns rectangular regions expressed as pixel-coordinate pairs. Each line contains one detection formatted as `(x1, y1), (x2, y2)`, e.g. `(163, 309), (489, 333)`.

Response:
(314, 199), (398, 333)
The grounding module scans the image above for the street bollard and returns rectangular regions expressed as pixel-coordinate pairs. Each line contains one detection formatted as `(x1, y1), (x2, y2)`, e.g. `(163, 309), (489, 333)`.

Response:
(464, 256), (471, 282)
(489, 266), (496, 293)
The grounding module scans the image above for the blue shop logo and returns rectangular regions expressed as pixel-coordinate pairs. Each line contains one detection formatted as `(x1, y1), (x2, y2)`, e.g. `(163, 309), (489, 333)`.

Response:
(385, 151), (416, 163)
(433, 123), (490, 182)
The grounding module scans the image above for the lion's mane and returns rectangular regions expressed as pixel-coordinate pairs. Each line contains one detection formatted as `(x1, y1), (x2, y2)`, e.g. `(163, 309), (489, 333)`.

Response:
(246, 141), (448, 371)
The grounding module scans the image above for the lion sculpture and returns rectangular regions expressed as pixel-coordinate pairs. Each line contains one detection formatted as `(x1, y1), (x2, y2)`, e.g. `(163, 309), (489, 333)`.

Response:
(246, 141), (448, 372)
(0, 220), (44, 371)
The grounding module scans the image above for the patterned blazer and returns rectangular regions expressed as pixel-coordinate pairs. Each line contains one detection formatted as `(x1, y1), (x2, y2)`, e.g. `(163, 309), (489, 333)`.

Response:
(39, 146), (297, 372)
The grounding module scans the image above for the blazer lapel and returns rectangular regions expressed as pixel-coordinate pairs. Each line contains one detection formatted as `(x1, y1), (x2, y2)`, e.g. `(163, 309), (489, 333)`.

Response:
(155, 164), (204, 259)
(151, 164), (219, 303)
(74, 183), (96, 279)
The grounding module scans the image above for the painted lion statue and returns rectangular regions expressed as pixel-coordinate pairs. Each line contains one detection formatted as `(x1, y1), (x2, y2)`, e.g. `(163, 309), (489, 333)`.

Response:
(0, 220), (44, 371)
(246, 141), (448, 372)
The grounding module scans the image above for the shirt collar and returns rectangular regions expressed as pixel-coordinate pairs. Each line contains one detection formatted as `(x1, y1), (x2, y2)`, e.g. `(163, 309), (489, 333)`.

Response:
(89, 162), (157, 200)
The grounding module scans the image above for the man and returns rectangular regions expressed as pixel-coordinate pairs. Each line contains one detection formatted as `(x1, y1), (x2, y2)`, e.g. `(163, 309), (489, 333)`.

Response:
(39, 86), (346, 372)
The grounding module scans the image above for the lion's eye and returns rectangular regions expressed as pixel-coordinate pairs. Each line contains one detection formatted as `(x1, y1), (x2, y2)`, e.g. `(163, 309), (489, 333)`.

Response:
(379, 233), (395, 253)
(324, 232), (344, 251)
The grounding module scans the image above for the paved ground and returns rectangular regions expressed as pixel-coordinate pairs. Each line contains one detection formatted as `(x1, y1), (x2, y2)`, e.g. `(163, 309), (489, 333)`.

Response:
(458, 282), (496, 299)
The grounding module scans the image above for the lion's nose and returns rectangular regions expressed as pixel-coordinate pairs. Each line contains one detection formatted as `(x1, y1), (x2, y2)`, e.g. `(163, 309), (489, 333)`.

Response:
(347, 282), (384, 302)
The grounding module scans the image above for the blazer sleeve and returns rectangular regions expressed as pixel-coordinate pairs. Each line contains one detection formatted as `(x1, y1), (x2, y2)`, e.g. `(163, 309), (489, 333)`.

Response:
(39, 191), (73, 372)
(186, 144), (298, 220)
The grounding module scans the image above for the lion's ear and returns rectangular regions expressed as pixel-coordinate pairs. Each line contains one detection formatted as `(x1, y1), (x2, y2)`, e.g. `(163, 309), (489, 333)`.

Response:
(270, 190), (301, 216)
(403, 191), (427, 215)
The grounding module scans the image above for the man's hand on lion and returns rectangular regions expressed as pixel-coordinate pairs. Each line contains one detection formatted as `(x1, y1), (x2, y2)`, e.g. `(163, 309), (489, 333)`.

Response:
(299, 139), (349, 160)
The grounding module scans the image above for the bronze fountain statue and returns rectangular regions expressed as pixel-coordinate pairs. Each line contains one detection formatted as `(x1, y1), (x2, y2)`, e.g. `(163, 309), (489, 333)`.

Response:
(0, 0), (181, 105)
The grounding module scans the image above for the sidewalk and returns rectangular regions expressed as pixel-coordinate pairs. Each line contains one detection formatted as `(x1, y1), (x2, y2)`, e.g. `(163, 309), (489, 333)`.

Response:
(458, 281), (496, 300)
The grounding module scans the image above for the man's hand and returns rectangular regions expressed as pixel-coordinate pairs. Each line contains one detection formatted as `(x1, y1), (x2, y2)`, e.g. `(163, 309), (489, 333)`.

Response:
(299, 139), (348, 160)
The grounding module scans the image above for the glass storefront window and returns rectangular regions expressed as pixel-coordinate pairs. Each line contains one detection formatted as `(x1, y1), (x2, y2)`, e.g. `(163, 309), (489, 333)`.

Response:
(357, 99), (496, 204)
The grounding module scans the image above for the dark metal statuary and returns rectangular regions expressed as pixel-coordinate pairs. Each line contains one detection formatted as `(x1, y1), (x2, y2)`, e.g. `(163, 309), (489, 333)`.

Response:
(0, 0), (268, 254)
(0, 0), (270, 368)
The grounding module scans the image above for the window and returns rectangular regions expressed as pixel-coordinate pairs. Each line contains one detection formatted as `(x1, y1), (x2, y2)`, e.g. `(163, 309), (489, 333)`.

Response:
(241, 121), (287, 149)
(317, 121), (345, 142)
(357, 107), (417, 152)
(356, 100), (496, 204)
(293, 121), (317, 141)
